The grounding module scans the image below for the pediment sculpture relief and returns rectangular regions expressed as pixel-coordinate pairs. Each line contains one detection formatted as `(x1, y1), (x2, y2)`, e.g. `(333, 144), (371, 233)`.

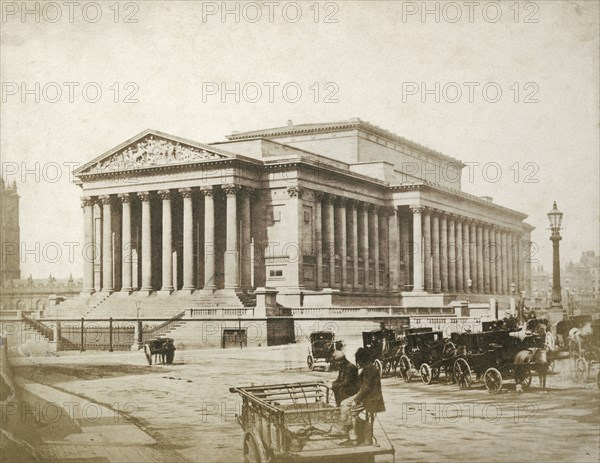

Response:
(92, 136), (225, 173)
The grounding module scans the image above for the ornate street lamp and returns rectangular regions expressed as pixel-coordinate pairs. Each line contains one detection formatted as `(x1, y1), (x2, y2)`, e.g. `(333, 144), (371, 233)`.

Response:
(547, 201), (564, 313)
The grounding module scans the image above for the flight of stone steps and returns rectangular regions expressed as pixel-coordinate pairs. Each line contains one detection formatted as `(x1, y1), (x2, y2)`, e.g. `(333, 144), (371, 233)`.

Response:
(53, 290), (256, 320)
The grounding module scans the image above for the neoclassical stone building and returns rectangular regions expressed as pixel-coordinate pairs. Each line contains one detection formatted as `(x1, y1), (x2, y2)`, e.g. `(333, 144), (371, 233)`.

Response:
(73, 119), (533, 309)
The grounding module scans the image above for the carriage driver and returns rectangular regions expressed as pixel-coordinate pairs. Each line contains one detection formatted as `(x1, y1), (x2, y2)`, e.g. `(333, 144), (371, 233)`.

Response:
(331, 345), (360, 407)
(337, 347), (386, 446)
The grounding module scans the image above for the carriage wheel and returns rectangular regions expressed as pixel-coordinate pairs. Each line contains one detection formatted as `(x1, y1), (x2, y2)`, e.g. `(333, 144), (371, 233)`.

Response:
(399, 355), (412, 382)
(454, 358), (472, 390)
(374, 359), (384, 378)
(420, 363), (433, 385)
(307, 355), (315, 371)
(484, 368), (503, 394)
(243, 433), (266, 463)
(144, 344), (152, 365)
(575, 357), (588, 383)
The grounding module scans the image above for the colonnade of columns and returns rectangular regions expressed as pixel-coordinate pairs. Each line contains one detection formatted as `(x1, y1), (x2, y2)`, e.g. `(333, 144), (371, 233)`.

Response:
(410, 206), (525, 294)
(313, 193), (395, 292)
(81, 184), (253, 295)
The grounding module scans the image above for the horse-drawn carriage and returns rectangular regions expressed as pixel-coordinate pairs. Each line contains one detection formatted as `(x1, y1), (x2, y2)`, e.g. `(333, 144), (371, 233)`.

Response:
(229, 381), (395, 463)
(144, 337), (176, 365)
(452, 329), (546, 393)
(572, 318), (600, 385)
(362, 328), (403, 377)
(307, 331), (341, 371)
(398, 329), (454, 384)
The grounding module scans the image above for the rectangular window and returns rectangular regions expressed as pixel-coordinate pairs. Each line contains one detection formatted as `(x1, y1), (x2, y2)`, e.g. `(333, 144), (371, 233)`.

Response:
(269, 270), (283, 277)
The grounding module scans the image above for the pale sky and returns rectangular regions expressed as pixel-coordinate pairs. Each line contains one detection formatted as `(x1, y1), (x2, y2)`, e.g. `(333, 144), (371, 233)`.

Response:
(1, 0), (598, 278)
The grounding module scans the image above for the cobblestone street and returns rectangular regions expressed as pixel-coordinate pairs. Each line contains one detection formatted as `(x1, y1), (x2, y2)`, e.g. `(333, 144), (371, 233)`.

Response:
(10, 341), (600, 463)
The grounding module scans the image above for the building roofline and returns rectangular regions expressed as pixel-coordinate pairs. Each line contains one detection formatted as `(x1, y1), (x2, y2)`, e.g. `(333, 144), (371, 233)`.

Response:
(226, 118), (466, 167)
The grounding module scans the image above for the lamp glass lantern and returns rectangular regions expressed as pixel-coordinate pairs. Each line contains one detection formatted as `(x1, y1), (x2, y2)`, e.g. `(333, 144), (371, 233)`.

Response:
(547, 201), (563, 231)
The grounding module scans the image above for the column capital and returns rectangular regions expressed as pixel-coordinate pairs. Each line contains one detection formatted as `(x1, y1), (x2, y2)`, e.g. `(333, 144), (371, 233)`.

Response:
(314, 190), (325, 201)
(241, 186), (255, 198)
(98, 194), (112, 205)
(178, 187), (194, 198)
(158, 189), (172, 200)
(336, 196), (349, 206)
(367, 203), (380, 213)
(380, 206), (396, 216)
(323, 193), (336, 205)
(199, 185), (215, 197)
(80, 196), (94, 208)
(137, 191), (152, 202)
(117, 193), (131, 204)
(347, 199), (358, 210)
(223, 183), (242, 196)
(410, 204), (424, 214)
(286, 186), (303, 198)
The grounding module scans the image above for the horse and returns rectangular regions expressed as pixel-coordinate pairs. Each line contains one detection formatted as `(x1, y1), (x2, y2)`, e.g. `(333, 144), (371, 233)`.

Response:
(568, 321), (593, 357)
(514, 325), (555, 390)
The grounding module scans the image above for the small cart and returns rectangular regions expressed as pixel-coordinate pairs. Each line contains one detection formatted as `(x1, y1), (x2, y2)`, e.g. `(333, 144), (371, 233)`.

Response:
(230, 381), (395, 463)
(144, 337), (176, 365)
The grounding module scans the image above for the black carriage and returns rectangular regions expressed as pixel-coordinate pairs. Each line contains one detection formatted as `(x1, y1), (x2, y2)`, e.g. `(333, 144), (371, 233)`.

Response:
(307, 331), (340, 371)
(398, 330), (453, 384)
(362, 328), (403, 377)
(452, 329), (541, 393)
(144, 337), (176, 365)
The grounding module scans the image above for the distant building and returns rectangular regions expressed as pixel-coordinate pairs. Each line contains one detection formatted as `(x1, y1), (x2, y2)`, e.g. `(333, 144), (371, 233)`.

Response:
(0, 274), (82, 315)
(0, 179), (82, 316)
(0, 178), (20, 281)
(564, 251), (600, 314)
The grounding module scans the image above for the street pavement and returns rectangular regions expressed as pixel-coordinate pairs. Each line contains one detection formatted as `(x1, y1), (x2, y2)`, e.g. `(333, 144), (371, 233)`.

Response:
(9, 341), (600, 463)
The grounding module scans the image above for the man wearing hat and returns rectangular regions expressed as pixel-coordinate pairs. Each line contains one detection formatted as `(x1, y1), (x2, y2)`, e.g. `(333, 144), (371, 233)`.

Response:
(331, 343), (360, 407)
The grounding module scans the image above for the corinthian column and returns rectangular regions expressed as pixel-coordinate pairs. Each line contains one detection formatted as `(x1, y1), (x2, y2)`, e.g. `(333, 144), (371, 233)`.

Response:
(314, 191), (323, 290)
(349, 200), (359, 290)
(448, 216), (456, 293)
(324, 194), (336, 288)
(476, 223), (484, 293)
(501, 230), (508, 294)
(81, 197), (95, 295)
(358, 202), (369, 291)
(99, 195), (113, 293)
(483, 225), (490, 293)
(440, 214), (448, 292)
(422, 208), (432, 292)
(456, 219), (464, 293)
(489, 226), (497, 294)
(200, 186), (216, 290)
(180, 188), (195, 293)
(336, 197), (348, 289)
(371, 206), (381, 290)
(138, 191), (153, 294)
(241, 187), (253, 289)
(463, 219), (471, 292)
(410, 205), (424, 292)
(507, 231), (514, 292)
(432, 212), (441, 293)
(158, 190), (174, 293)
(118, 193), (133, 293)
(224, 184), (241, 289)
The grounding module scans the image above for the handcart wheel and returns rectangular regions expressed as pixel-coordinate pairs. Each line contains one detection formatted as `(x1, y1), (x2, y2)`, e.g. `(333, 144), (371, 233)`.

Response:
(307, 355), (315, 371)
(420, 363), (433, 385)
(484, 367), (503, 394)
(399, 355), (412, 382)
(144, 344), (152, 365)
(454, 358), (472, 390)
(374, 359), (384, 378)
(244, 432), (267, 463)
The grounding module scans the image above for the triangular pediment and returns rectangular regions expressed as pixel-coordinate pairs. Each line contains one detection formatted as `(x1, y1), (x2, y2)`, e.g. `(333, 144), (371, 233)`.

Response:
(76, 130), (233, 176)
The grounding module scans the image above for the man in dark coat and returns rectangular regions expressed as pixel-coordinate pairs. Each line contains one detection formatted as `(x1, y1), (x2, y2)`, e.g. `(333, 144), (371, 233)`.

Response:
(338, 347), (385, 445)
(331, 349), (360, 407)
